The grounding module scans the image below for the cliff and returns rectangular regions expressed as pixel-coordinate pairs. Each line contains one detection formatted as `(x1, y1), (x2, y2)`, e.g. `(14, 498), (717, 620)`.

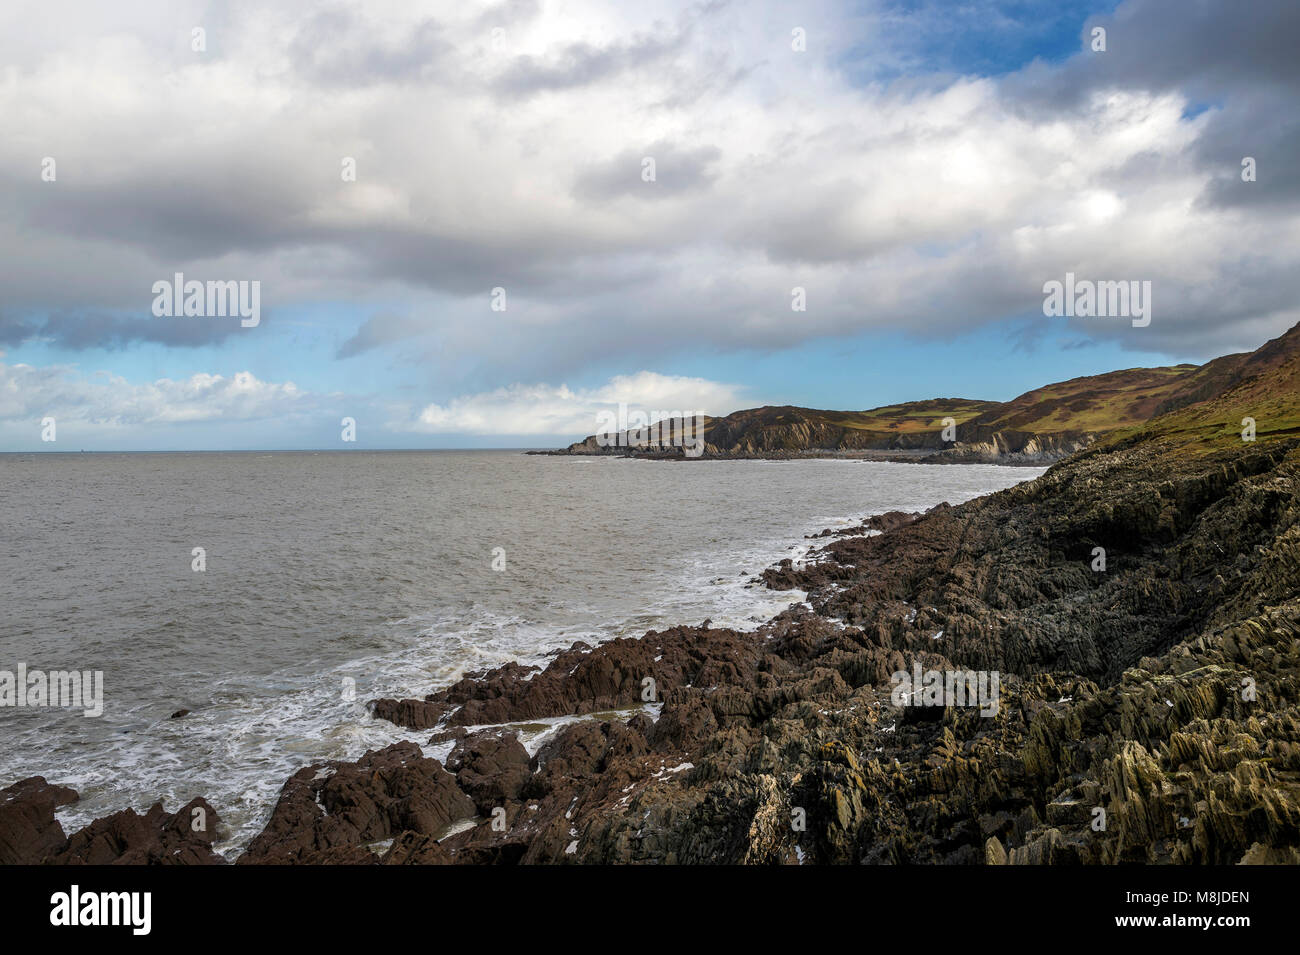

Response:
(544, 328), (1300, 463)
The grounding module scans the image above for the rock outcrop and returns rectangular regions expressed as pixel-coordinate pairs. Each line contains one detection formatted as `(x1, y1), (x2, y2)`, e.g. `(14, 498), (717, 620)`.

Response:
(49, 798), (223, 865)
(238, 741), (476, 865)
(0, 777), (224, 865)
(0, 778), (77, 864)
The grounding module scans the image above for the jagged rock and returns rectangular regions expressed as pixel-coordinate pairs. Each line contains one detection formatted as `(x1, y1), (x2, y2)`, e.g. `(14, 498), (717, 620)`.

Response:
(0, 778), (222, 865)
(382, 831), (456, 865)
(239, 742), (475, 864)
(0, 777), (77, 864)
(985, 836), (1007, 865)
(448, 731), (532, 814)
(372, 627), (761, 729)
(50, 798), (224, 865)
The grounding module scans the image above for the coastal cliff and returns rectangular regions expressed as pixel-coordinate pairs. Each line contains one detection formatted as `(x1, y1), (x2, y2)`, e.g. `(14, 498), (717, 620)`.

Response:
(543, 346), (1284, 464)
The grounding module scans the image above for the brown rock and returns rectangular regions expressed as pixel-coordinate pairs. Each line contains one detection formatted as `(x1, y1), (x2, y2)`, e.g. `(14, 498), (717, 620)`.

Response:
(0, 777), (77, 864)
(50, 797), (224, 865)
(239, 741), (475, 864)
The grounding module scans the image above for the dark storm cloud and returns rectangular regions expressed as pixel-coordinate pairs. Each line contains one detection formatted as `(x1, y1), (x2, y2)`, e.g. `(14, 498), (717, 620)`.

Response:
(19, 171), (314, 263)
(1006, 0), (1300, 111)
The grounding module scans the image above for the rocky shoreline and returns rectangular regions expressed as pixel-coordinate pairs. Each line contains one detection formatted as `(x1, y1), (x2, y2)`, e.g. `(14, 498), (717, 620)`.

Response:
(528, 446), (1070, 465)
(6, 413), (1300, 864)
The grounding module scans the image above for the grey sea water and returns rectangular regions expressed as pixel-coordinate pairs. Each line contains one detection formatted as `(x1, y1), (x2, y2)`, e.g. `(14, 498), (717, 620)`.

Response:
(0, 450), (1043, 853)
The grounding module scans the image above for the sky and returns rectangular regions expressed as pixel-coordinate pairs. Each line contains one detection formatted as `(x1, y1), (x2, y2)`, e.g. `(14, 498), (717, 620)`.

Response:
(1, 0), (1298, 451)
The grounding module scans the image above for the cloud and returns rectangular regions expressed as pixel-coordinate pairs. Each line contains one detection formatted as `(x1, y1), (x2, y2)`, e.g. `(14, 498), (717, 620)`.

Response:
(336, 312), (430, 358)
(0, 361), (312, 426)
(492, 28), (688, 97)
(1007, 0), (1300, 108)
(572, 141), (722, 200)
(285, 8), (454, 87)
(397, 370), (752, 434)
(1000, 0), (1300, 216)
(0, 310), (252, 350)
(0, 0), (1296, 365)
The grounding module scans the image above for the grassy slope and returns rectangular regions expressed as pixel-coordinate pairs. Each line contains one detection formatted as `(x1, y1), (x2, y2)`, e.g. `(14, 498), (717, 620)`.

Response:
(698, 365), (1206, 449)
(972, 364), (1199, 433)
(721, 401), (996, 436)
(1086, 323), (1300, 457)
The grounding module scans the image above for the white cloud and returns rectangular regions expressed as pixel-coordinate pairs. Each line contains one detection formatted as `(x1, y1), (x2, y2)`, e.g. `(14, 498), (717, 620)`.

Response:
(0, 0), (1296, 368)
(0, 361), (311, 427)
(400, 371), (752, 434)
